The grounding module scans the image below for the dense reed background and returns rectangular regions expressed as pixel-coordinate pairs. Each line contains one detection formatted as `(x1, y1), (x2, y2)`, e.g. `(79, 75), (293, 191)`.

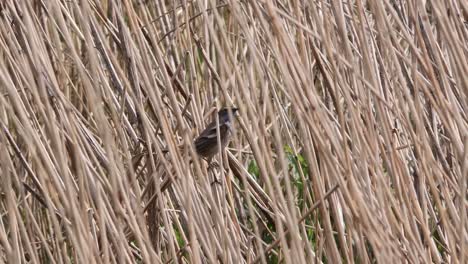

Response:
(0, 0), (467, 263)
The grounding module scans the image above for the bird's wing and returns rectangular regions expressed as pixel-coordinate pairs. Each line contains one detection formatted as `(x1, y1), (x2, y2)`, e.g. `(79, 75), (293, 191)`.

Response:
(195, 121), (229, 141)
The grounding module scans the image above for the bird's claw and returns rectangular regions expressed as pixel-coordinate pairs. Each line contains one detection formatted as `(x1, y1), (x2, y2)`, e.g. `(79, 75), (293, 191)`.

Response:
(207, 161), (220, 170)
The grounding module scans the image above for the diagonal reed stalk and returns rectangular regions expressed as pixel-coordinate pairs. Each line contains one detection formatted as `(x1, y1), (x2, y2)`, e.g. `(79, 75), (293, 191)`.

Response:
(0, 0), (466, 263)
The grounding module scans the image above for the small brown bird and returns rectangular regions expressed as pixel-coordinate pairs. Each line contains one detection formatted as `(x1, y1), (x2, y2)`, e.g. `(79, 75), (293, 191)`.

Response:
(194, 107), (239, 160)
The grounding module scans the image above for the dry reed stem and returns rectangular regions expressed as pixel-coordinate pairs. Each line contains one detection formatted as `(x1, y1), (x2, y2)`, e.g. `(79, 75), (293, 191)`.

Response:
(0, 0), (466, 263)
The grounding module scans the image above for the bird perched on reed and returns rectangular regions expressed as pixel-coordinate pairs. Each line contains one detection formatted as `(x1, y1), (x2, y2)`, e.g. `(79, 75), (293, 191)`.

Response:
(194, 107), (239, 160)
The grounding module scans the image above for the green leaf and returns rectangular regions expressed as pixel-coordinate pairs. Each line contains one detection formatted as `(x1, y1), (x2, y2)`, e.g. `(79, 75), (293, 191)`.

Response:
(248, 160), (260, 179)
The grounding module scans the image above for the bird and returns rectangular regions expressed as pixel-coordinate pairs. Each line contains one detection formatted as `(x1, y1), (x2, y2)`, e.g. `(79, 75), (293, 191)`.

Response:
(194, 107), (239, 160)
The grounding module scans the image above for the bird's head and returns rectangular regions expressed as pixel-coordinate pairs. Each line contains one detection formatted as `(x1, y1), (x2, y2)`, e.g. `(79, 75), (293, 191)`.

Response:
(218, 107), (239, 122)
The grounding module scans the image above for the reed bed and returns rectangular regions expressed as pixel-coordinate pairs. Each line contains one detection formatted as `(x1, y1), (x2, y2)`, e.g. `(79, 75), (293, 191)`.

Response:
(0, 0), (467, 263)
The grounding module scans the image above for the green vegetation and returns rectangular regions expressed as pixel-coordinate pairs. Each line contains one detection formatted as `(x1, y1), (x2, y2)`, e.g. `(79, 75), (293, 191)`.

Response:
(0, 0), (466, 263)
